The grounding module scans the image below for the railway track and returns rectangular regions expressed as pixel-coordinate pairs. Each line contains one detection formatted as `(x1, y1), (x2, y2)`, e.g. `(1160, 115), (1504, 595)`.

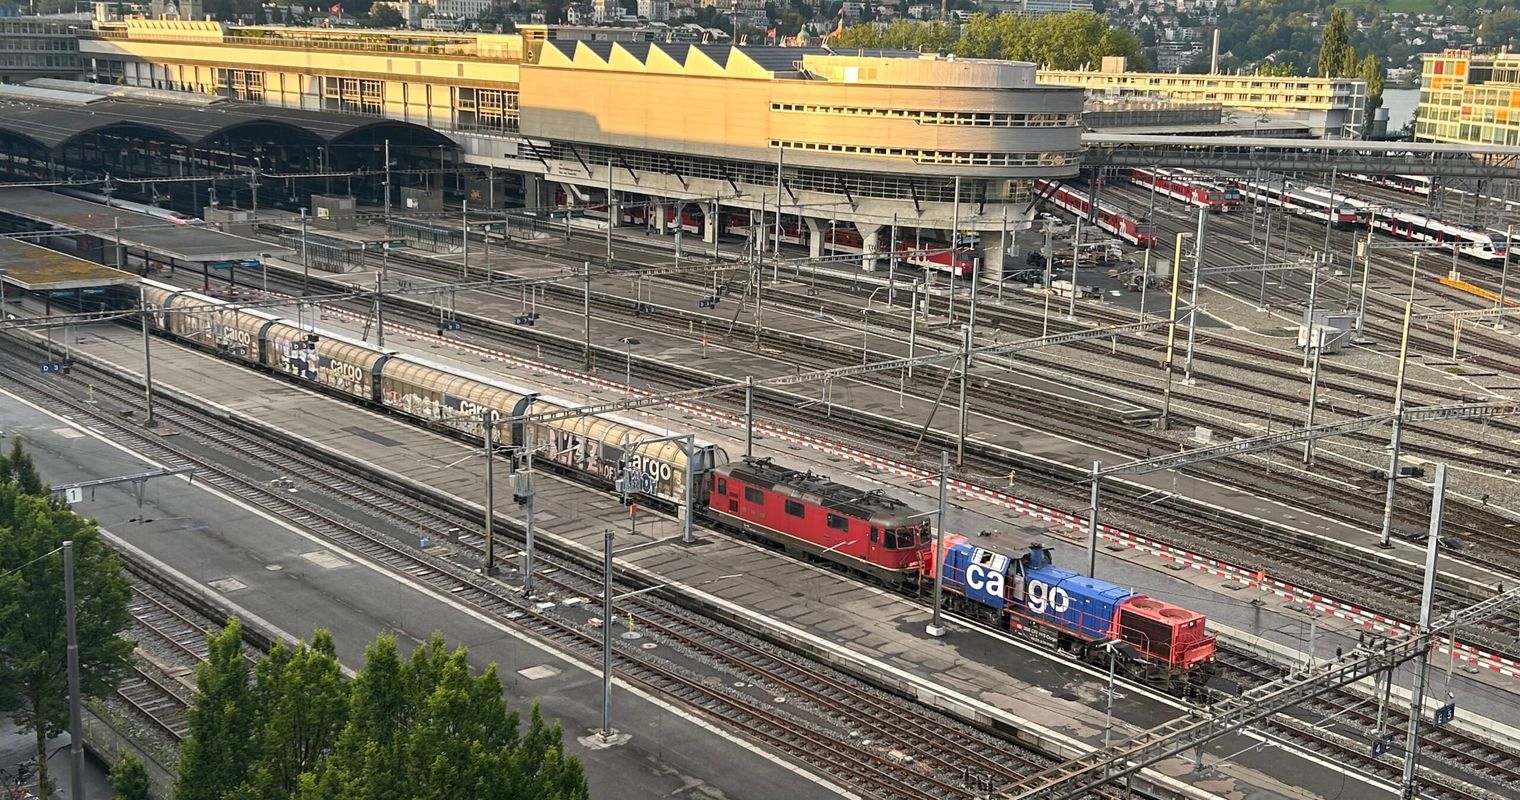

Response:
(1214, 648), (1518, 800)
(1, 342), (1065, 800)
(30, 331), (1520, 800)
(114, 581), (243, 744)
(235, 250), (1516, 638)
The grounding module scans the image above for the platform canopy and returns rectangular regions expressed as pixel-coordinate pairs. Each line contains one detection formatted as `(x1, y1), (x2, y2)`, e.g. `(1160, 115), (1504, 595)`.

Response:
(0, 188), (277, 264)
(0, 83), (454, 154)
(0, 238), (136, 292)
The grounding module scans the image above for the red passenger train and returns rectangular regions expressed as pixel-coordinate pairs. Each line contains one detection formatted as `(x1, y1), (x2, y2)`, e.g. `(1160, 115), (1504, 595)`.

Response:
(1035, 180), (1158, 247)
(1129, 168), (1241, 213)
(707, 458), (932, 587)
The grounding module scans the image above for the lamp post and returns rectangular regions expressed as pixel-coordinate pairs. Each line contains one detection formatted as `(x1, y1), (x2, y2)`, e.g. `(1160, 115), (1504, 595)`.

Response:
(601, 527), (616, 742)
(925, 450), (950, 638)
(1182, 208), (1207, 384)
(63, 541), (85, 800)
(1378, 300), (1415, 548)
(1159, 231), (1190, 432)
(619, 336), (640, 394)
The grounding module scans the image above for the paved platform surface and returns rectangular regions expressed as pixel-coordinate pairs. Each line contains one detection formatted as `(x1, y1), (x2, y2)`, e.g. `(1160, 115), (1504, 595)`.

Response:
(248, 237), (1512, 614)
(0, 390), (848, 800)
(5, 314), (1418, 800)
(201, 253), (1514, 680)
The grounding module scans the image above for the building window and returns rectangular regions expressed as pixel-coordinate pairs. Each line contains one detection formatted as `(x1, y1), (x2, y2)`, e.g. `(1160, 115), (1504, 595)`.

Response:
(322, 76), (383, 116)
(220, 69), (265, 102)
(456, 87), (519, 132)
(768, 102), (1079, 128)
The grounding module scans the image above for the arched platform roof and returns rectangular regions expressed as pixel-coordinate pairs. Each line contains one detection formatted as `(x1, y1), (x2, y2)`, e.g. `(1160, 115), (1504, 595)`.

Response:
(0, 96), (455, 153)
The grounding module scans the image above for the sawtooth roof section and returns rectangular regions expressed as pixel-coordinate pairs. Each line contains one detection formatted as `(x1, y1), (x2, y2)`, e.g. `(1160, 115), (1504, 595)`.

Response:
(538, 41), (827, 80)
(0, 95), (455, 152)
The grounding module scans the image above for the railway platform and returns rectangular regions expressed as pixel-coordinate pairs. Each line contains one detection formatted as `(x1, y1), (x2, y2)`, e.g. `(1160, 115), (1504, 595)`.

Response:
(4, 311), (1448, 800)
(244, 248), (1513, 612)
(0, 187), (277, 275)
(0, 388), (851, 800)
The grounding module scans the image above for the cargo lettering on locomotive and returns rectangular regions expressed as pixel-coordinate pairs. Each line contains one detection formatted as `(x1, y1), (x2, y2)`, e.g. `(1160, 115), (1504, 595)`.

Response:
(965, 563), (1005, 598)
(1025, 579), (1071, 615)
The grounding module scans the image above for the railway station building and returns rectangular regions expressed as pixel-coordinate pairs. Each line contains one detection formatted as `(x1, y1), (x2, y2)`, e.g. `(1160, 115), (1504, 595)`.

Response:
(76, 20), (1087, 278)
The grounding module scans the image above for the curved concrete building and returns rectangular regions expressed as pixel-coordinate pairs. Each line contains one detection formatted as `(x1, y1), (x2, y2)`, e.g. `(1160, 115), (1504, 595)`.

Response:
(80, 21), (1086, 274)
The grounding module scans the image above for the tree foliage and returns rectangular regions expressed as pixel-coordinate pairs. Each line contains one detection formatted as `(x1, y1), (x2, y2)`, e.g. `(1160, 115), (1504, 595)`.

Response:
(175, 619), (255, 800)
(1479, 8), (1520, 51)
(0, 439), (133, 800)
(109, 751), (152, 800)
(176, 628), (588, 800)
(1317, 7), (1354, 79)
(367, 3), (405, 28)
(833, 12), (1147, 70)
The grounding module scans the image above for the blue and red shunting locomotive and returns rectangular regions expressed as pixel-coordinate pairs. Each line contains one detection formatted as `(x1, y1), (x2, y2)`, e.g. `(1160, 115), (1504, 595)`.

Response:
(927, 538), (1218, 691)
(707, 458), (1217, 691)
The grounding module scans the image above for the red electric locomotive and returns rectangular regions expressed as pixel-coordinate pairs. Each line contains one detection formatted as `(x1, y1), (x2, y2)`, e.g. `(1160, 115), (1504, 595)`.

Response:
(707, 458), (931, 588)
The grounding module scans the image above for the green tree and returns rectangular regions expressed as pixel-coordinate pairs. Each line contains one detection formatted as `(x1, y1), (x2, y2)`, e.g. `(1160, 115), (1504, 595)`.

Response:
(367, 2), (405, 27)
(241, 631), (349, 798)
(174, 618), (255, 800)
(108, 751), (152, 800)
(834, 12), (1144, 69)
(1480, 8), (1520, 51)
(178, 629), (589, 800)
(1358, 52), (1385, 136)
(0, 436), (44, 495)
(0, 450), (133, 800)
(1317, 7), (1353, 78)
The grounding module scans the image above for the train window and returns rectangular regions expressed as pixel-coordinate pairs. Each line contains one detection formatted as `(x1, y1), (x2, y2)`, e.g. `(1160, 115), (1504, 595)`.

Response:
(716, 478), (727, 495)
(785, 500), (805, 518)
(744, 487), (764, 504)
(883, 529), (897, 548)
(826, 514), (848, 531)
(869, 526), (879, 543)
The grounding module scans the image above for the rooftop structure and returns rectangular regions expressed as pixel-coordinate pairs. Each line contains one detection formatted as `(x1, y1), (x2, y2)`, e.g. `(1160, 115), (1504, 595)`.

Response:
(0, 188), (276, 264)
(1414, 49), (1520, 147)
(0, 238), (135, 292)
(1039, 58), (1367, 139)
(78, 20), (1086, 278)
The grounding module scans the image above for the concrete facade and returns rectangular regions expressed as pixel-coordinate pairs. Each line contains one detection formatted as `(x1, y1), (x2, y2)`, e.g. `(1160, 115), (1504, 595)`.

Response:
(1415, 49), (1520, 147)
(1040, 63), (1368, 139)
(79, 20), (1085, 275)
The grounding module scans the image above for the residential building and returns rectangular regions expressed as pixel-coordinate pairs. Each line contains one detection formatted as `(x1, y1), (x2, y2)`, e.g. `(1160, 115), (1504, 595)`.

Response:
(1039, 58), (1367, 138)
(1414, 49), (1520, 146)
(637, 0), (671, 21)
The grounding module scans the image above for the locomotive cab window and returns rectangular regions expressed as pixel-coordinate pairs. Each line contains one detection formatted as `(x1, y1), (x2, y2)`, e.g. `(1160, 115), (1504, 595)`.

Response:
(744, 486), (764, 504)
(785, 500), (805, 518)
(869, 526), (879, 543)
(716, 478), (727, 495)
(826, 514), (848, 531)
(883, 529), (897, 548)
